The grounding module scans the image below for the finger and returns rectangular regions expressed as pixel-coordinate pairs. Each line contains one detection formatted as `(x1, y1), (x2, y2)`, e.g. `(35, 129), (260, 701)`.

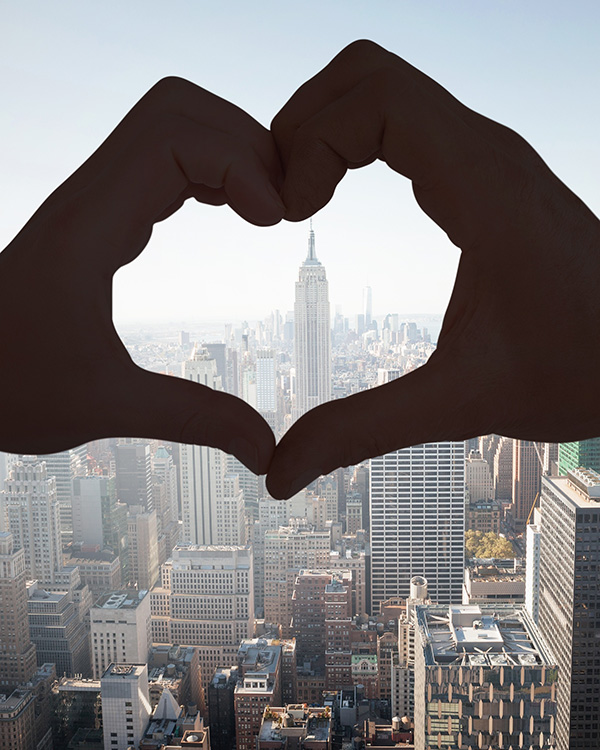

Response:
(276, 64), (490, 248)
(272, 39), (538, 173)
(40, 77), (283, 215)
(75, 114), (285, 272)
(266, 353), (492, 499)
(104, 364), (276, 475)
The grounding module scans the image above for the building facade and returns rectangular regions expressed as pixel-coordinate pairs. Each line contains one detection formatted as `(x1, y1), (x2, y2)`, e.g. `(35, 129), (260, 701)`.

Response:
(90, 590), (151, 679)
(293, 223), (331, 421)
(538, 469), (600, 749)
(414, 604), (557, 750)
(370, 442), (465, 612)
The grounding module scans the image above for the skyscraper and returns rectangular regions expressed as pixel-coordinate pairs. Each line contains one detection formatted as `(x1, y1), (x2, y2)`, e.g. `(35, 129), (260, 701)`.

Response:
(363, 285), (372, 329)
(538, 469), (600, 749)
(293, 222), (331, 421)
(558, 437), (600, 474)
(0, 532), (37, 690)
(101, 663), (152, 750)
(2, 458), (62, 584)
(369, 442), (465, 613)
(180, 347), (245, 546)
(512, 439), (542, 530)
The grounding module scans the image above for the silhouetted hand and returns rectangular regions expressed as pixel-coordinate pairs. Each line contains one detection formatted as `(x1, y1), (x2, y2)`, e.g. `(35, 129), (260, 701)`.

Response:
(266, 40), (600, 499)
(0, 78), (284, 473)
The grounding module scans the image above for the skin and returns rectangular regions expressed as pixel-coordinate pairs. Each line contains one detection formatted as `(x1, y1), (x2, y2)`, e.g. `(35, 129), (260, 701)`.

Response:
(2, 40), (599, 498)
(265, 40), (600, 498)
(0, 77), (283, 474)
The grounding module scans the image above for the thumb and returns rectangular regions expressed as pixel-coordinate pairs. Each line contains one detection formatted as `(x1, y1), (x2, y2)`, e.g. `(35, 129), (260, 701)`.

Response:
(106, 365), (275, 475)
(266, 353), (486, 499)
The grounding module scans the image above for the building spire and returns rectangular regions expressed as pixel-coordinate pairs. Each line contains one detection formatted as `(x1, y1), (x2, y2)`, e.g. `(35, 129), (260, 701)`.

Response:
(304, 219), (321, 266)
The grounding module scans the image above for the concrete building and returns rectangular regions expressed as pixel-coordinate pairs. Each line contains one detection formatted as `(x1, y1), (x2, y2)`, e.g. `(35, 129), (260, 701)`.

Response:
(462, 560), (525, 605)
(391, 576), (429, 722)
(525, 510), (542, 624)
(256, 348), (278, 433)
(2, 458), (62, 584)
(264, 523), (331, 636)
(66, 551), (122, 598)
(370, 442), (465, 612)
(114, 440), (153, 509)
(345, 493), (363, 535)
(147, 644), (202, 714)
(90, 590), (151, 679)
(101, 663), (152, 750)
(465, 498), (502, 534)
(0, 532), (37, 689)
(465, 450), (494, 502)
(256, 704), (332, 750)
(328, 549), (368, 617)
(179, 348), (245, 547)
(253, 491), (312, 611)
(127, 507), (159, 590)
(38, 445), (88, 543)
(27, 581), (90, 677)
(492, 435), (513, 503)
(0, 688), (36, 750)
(235, 639), (283, 750)
(151, 446), (180, 562)
(72, 475), (106, 548)
(512, 440), (542, 531)
(538, 469), (600, 749)
(150, 545), (254, 684)
(292, 571), (330, 661)
(293, 223), (331, 421)
(414, 604), (557, 750)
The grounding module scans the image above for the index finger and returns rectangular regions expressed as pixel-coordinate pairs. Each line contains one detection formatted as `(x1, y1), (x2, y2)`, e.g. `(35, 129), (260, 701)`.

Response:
(38, 77), (283, 217)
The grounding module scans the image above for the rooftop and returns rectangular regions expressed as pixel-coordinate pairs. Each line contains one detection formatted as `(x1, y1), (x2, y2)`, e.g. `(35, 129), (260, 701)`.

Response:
(102, 663), (147, 680)
(0, 689), (33, 713)
(547, 470), (600, 507)
(258, 705), (331, 744)
(93, 590), (148, 610)
(417, 604), (556, 668)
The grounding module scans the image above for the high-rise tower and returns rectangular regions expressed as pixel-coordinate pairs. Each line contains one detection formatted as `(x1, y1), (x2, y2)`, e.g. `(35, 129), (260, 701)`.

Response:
(369, 442), (465, 613)
(293, 222), (331, 421)
(538, 469), (600, 749)
(558, 437), (600, 475)
(179, 346), (245, 546)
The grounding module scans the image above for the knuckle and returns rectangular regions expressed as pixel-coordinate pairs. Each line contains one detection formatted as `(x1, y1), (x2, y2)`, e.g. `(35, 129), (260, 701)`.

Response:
(145, 76), (196, 108)
(338, 39), (388, 65)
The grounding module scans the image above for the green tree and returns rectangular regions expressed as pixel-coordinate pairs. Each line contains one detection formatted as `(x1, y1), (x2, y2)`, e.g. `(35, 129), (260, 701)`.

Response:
(465, 530), (515, 558)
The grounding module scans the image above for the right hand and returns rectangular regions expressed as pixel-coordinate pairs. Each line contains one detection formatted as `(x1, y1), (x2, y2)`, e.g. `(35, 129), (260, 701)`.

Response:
(267, 39), (600, 499)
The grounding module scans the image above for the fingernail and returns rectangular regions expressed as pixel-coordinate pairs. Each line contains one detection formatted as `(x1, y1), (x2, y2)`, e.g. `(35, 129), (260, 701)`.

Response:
(227, 437), (260, 474)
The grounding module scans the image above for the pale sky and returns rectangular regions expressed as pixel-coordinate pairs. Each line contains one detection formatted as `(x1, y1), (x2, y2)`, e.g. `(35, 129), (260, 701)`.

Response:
(2, 1), (600, 328)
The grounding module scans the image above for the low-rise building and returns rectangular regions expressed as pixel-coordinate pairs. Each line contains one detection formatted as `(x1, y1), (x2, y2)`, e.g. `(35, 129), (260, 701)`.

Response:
(462, 560), (525, 605)
(257, 704), (331, 750)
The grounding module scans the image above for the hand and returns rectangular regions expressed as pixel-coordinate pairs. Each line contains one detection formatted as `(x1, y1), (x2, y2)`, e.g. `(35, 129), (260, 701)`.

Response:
(0, 77), (284, 473)
(266, 39), (600, 499)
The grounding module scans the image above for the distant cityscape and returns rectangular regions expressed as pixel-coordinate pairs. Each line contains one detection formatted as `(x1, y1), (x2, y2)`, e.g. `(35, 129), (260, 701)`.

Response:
(0, 225), (597, 750)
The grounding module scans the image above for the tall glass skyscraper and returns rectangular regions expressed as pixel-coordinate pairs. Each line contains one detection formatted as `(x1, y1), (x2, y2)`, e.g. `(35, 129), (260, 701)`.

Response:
(369, 442), (465, 613)
(558, 437), (600, 475)
(293, 223), (331, 421)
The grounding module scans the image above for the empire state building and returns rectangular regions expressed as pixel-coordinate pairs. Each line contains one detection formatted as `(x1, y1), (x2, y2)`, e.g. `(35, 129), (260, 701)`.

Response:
(293, 222), (331, 421)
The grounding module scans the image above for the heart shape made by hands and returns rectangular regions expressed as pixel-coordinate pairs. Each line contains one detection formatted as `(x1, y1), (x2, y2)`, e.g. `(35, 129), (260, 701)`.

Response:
(1, 40), (600, 501)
